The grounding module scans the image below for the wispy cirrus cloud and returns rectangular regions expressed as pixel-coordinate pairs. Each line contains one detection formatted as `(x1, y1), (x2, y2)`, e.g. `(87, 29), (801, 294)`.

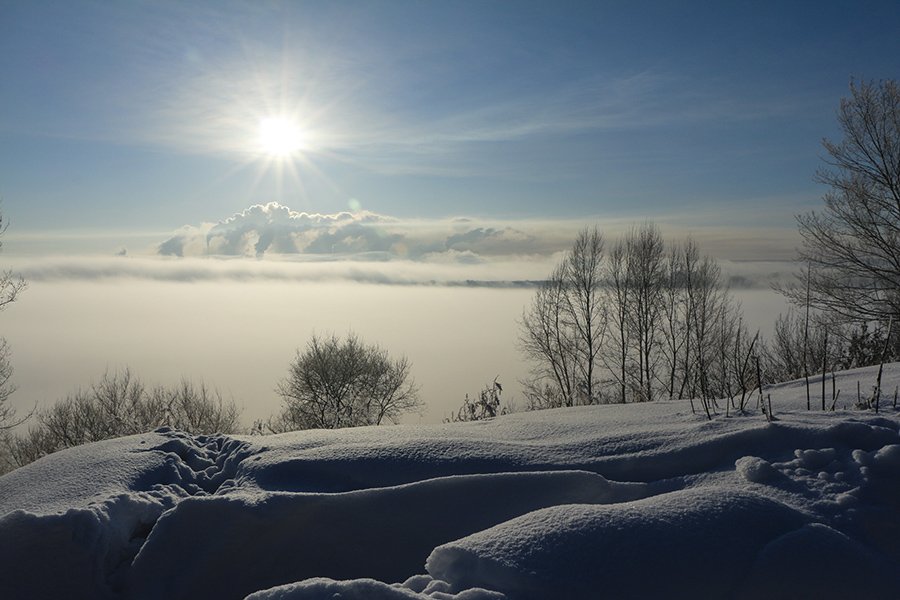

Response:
(132, 61), (823, 180)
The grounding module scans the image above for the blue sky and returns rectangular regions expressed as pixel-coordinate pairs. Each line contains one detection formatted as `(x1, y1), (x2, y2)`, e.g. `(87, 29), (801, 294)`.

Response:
(5, 0), (891, 424)
(2, 0), (899, 258)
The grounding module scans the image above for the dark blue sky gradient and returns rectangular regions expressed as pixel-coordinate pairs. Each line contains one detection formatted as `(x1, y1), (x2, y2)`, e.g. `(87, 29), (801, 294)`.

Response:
(2, 1), (899, 248)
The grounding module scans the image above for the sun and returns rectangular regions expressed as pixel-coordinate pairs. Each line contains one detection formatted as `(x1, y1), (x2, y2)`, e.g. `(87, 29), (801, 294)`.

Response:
(259, 117), (305, 156)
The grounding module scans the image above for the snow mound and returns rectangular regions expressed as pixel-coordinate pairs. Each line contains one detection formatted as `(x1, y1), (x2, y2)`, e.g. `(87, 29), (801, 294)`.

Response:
(426, 489), (809, 600)
(125, 470), (612, 600)
(0, 429), (253, 599)
(3, 364), (900, 599)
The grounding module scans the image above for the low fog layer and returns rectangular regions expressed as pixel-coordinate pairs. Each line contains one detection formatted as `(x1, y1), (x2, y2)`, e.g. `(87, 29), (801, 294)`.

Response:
(2, 203), (797, 426)
(2, 280), (534, 424)
(3, 278), (790, 426)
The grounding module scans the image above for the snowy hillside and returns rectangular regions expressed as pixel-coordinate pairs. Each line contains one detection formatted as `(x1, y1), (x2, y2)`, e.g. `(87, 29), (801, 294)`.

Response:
(3, 365), (900, 599)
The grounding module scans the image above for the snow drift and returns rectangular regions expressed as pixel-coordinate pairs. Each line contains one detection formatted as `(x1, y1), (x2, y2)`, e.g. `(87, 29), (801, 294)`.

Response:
(3, 365), (900, 599)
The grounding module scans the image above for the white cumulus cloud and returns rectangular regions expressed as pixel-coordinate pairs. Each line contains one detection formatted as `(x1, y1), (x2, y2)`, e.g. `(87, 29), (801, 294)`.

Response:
(156, 202), (561, 260)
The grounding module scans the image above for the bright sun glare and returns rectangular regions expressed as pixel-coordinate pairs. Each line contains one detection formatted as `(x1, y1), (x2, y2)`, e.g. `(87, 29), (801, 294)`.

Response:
(259, 117), (304, 156)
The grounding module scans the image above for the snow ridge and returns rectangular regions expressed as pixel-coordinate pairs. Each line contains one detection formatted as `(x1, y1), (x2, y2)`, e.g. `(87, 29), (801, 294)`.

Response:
(4, 369), (900, 599)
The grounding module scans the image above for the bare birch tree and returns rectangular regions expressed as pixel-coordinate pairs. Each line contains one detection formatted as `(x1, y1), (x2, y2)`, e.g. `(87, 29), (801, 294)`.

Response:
(521, 223), (751, 410)
(601, 224), (666, 402)
(604, 239), (632, 403)
(782, 78), (900, 327)
(660, 244), (689, 399)
(519, 227), (606, 408)
(518, 266), (580, 408)
(625, 223), (665, 401)
(565, 227), (607, 403)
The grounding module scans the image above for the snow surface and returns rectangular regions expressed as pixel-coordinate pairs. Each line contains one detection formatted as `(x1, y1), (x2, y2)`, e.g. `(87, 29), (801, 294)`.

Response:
(3, 364), (900, 599)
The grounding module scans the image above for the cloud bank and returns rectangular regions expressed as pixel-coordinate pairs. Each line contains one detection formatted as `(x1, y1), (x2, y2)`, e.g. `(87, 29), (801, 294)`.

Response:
(8, 203), (800, 288)
(156, 202), (799, 261)
(155, 202), (568, 260)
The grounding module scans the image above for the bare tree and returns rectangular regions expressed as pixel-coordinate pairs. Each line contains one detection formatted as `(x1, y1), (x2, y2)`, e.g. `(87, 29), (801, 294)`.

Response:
(148, 379), (241, 434)
(564, 227), (607, 403)
(660, 244), (689, 399)
(603, 237), (632, 403)
(0, 340), (18, 430)
(0, 208), (27, 431)
(519, 227), (606, 408)
(685, 249), (728, 407)
(519, 266), (579, 408)
(521, 223), (751, 411)
(610, 232), (747, 412)
(659, 239), (727, 398)
(624, 223), (666, 401)
(729, 324), (760, 412)
(272, 332), (421, 431)
(601, 224), (666, 402)
(765, 309), (872, 393)
(769, 310), (813, 383)
(0, 211), (25, 314)
(782, 78), (900, 326)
